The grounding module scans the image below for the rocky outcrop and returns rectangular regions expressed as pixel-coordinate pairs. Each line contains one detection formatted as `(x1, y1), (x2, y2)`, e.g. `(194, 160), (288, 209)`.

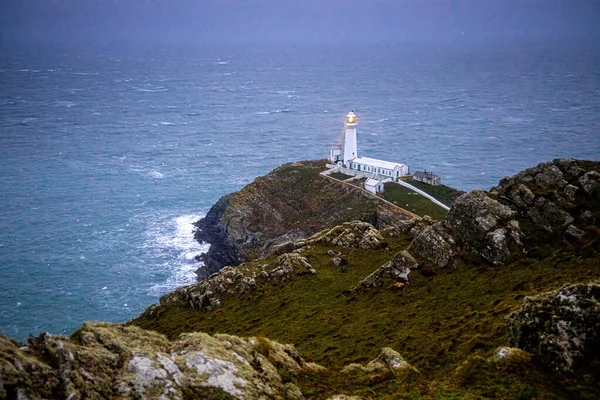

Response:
(442, 190), (524, 265)
(270, 253), (317, 283)
(140, 252), (316, 319)
(342, 348), (418, 376)
(0, 322), (317, 400)
(408, 190), (525, 268)
(272, 221), (388, 256)
(194, 161), (410, 279)
(490, 347), (532, 364)
(302, 221), (387, 250)
(411, 223), (457, 268)
(506, 283), (600, 373)
(491, 159), (599, 240)
(406, 159), (600, 268)
(357, 250), (419, 288)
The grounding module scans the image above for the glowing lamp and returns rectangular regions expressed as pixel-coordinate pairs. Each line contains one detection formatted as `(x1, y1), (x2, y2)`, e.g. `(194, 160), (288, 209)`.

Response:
(346, 111), (357, 124)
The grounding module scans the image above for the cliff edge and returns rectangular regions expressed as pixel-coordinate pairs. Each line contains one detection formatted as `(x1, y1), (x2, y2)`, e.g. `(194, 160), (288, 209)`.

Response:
(194, 160), (413, 279)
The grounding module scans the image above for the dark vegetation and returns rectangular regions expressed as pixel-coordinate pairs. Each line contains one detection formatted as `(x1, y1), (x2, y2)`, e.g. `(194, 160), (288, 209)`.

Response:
(330, 172), (354, 180)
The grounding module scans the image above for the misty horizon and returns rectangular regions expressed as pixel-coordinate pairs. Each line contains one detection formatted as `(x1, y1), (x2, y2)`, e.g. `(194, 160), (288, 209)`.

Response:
(1, 0), (599, 47)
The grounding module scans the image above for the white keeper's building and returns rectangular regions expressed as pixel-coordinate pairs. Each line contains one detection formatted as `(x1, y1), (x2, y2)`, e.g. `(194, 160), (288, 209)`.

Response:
(329, 112), (409, 181)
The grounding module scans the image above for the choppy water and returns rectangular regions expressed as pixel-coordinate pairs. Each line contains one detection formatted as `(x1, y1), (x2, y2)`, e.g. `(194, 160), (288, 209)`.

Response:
(1, 42), (599, 340)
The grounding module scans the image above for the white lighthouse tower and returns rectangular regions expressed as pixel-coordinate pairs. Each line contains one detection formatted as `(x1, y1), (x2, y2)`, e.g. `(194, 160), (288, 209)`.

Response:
(343, 111), (358, 166)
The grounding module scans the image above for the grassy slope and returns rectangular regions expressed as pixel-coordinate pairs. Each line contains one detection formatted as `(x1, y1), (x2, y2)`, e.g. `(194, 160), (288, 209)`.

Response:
(133, 231), (600, 399)
(381, 183), (449, 220)
(407, 181), (465, 207)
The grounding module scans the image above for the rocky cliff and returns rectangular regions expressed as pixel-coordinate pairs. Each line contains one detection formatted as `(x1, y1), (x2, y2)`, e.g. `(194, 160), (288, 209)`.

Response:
(194, 160), (413, 279)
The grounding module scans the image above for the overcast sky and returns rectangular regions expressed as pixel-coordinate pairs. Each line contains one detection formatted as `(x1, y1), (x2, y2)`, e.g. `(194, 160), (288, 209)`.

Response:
(1, 0), (599, 45)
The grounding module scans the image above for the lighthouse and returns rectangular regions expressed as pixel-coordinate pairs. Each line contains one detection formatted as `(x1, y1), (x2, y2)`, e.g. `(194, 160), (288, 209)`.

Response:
(329, 111), (409, 180)
(343, 111), (358, 166)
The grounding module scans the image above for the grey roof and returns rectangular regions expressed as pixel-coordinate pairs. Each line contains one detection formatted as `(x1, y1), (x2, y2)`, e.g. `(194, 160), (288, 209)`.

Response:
(413, 171), (440, 180)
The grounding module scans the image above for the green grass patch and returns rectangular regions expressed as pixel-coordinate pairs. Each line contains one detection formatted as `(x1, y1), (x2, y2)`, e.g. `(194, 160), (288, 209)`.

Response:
(407, 181), (465, 207)
(381, 183), (448, 220)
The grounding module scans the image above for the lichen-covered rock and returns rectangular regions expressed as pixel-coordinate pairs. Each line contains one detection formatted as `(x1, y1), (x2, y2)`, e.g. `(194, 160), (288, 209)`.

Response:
(140, 253), (316, 318)
(310, 221), (387, 249)
(564, 224), (585, 242)
(145, 266), (258, 315)
(506, 283), (600, 373)
(273, 221), (387, 255)
(404, 160), (599, 269)
(491, 159), (600, 241)
(490, 347), (532, 363)
(342, 348), (417, 376)
(330, 257), (347, 267)
(578, 170), (600, 195)
(410, 223), (456, 268)
(0, 322), (312, 400)
(380, 217), (419, 237)
(269, 253), (316, 283)
(443, 190), (523, 265)
(363, 348), (417, 375)
(357, 250), (419, 288)
(245, 336), (324, 375)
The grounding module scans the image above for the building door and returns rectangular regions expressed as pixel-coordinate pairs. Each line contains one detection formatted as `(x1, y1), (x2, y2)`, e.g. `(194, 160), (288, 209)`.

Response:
(358, 165), (361, 171)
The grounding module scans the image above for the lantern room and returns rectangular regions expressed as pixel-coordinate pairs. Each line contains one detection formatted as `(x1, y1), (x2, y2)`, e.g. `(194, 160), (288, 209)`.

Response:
(345, 111), (357, 125)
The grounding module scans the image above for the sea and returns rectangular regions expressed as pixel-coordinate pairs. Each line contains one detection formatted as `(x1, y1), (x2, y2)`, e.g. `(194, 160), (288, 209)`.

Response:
(1, 41), (599, 341)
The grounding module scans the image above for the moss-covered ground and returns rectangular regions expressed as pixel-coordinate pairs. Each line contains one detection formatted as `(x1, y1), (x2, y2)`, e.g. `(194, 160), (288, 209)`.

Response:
(380, 183), (449, 220)
(133, 230), (600, 399)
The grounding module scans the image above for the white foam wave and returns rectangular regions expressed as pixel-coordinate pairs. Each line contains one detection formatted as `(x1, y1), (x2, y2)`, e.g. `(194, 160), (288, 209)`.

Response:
(159, 121), (175, 126)
(256, 109), (292, 115)
(148, 170), (164, 179)
(135, 86), (169, 93)
(18, 117), (38, 125)
(146, 213), (209, 296)
(56, 101), (77, 108)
